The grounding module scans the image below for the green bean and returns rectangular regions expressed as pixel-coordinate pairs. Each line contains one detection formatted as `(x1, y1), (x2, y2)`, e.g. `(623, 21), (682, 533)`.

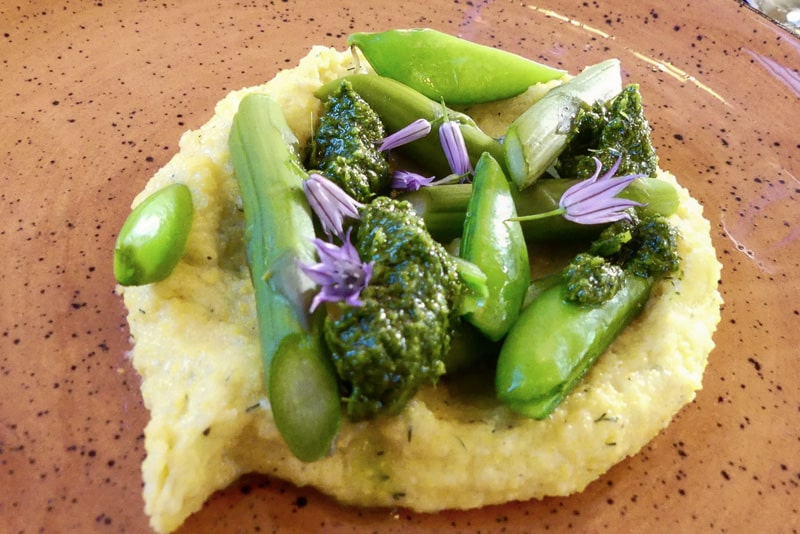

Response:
(316, 74), (504, 177)
(504, 58), (622, 190)
(401, 176), (679, 243)
(495, 273), (653, 419)
(113, 182), (193, 286)
(348, 29), (565, 105)
(229, 93), (340, 461)
(460, 153), (529, 341)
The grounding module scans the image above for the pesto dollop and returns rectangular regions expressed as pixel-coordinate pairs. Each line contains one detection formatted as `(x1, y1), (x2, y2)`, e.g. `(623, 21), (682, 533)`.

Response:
(324, 197), (464, 421)
(309, 80), (391, 202)
(561, 214), (680, 306)
(563, 253), (625, 306)
(557, 84), (659, 179)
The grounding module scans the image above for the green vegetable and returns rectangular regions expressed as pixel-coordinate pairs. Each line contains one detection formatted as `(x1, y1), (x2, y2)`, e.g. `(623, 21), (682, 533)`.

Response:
(496, 272), (653, 419)
(557, 84), (659, 179)
(114, 182), (193, 286)
(347, 28), (565, 105)
(449, 254), (490, 317)
(316, 74), (504, 177)
(440, 321), (500, 375)
(460, 153), (529, 341)
(324, 197), (465, 421)
(308, 79), (391, 202)
(401, 176), (679, 243)
(496, 212), (680, 418)
(521, 273), (562, 309)
(229, 93), (340, 461)
(269, 333), (341, 462)
(503, 58), (622, 190)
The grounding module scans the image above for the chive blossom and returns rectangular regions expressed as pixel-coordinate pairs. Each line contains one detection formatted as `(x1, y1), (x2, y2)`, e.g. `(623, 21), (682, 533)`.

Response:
(302, 172), (363, 238)
(509, 157), (646, 226)
(391, 170), (436, 191)
(298, 229), (373, 312)
(378, 118), (432, 152)
(439, 120), (473, 178)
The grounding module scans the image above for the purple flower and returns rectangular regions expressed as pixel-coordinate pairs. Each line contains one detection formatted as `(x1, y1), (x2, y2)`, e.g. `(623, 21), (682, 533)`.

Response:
(298, 230), (373, 312)
(378, 119), (432, 152)
(302, 173), (363, 238)
(509, 157), (646, 226)
(439, 121), (473, 178)
(391, 170), (436, 191)
(559, 157), (646, 224)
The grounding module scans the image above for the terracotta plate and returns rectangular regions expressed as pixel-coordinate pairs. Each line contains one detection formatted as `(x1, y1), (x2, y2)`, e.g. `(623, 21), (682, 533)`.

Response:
(2, 0), (798, 532)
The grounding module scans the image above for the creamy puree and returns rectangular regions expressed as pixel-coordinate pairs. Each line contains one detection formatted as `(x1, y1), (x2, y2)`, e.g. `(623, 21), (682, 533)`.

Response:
(119, 47), (723, 534)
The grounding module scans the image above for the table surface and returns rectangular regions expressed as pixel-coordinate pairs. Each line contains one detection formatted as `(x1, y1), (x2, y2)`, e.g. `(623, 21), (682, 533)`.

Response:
(1, 1), (799, 533)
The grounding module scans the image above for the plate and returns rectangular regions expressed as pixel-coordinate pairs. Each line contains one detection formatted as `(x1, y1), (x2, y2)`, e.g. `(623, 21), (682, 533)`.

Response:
(2, 1), (798, 532)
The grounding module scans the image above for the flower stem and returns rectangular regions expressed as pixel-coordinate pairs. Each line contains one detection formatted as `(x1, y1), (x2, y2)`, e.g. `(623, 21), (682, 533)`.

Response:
(507, 207), (565, 223)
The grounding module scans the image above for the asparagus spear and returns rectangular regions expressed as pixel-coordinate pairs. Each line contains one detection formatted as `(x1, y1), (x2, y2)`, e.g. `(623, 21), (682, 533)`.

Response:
(229, 93), (340, 462)
(503, 58), (622, 190)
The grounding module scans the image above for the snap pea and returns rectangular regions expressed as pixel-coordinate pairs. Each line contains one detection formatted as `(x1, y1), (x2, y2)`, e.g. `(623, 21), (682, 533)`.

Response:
(315, 74), (504, 177)
(401, 176), (679, 243)
(347, 29), (565, 105)
(460, 153), (529, 341)
(495, 272), (653, 419)
(521, 273), (562, 309)
(504, 58), (622, 190)
(113, 182), (193, 286)
(229, 93), (340, 462)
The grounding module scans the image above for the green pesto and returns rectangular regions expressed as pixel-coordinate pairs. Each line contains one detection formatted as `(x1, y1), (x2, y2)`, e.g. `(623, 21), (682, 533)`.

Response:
(562, 253), (625, 306)
(619, 216), (681, 278)
(557, 84), (659, 179)
(309, 80), (391, 202)
(324, 197), (464, 421)
(560, 214), (680, 307)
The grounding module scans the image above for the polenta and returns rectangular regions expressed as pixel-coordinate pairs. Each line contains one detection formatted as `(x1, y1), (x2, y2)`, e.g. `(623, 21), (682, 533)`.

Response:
(118, 46), (722, 533)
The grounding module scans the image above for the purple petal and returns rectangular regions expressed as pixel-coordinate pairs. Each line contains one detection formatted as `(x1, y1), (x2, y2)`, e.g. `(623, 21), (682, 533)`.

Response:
(559, 158), (603, 206)
(310, 237), (346, 264)
(392, 170), (436, 191)
(379, 119), (432, 152)
(558, 156), (646, 225)
(563, 198), (643, 223)
(297, 261), (337, 286)
(303, 173), (362, 238)
(561, 173), (643, 209)
(439, 121), (473, 177)
(308, 292), (328, 313)
(296, 229), (372, 312)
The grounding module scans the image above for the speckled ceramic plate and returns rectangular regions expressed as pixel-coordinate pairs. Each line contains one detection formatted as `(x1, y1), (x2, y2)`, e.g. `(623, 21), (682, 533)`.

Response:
(2, 1), (798, 532)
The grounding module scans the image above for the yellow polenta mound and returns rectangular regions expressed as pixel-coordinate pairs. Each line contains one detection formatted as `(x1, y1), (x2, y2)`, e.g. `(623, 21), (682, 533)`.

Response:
(119, 47), (723, 534)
